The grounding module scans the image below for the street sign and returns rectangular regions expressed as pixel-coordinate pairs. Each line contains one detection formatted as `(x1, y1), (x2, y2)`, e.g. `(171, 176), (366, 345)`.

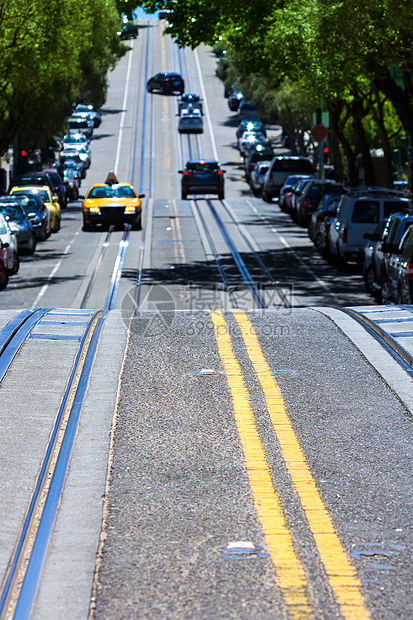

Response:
(311, 124), (327, 142)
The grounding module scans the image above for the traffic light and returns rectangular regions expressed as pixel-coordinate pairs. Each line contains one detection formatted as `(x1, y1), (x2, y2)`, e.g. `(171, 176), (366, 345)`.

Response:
(323, 146), (329, 154)
(21, 150), (27, 157)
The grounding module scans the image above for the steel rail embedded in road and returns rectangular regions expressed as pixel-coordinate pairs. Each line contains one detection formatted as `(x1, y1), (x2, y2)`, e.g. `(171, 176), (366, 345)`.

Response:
(104, 224), (132, 311)
(80, 226), (115, 308)
(341, 306), (413, 377)
(0, 310), (105, 619)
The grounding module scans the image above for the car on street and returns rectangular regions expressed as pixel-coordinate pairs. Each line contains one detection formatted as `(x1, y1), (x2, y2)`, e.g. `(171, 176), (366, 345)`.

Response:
(178, 160), (225, 200)
(327, 187), (411, 268)
(82, 183), (144, 230)
(147, 73), (184, 95)
(227, 88), (243, 111)
(10, 186), (61, 233)
(249, 162), (270, 196)
(238, 131), (268, 157)
(62, 168), (80, 200)
(381, 224), (413, 304)
(117, 22), (138, 39)
(0, 243), (9, 289)
(178, 109), (203, 134)
(0, 211), (19, 276)
(59, 149), (87, 178)
(279, 174), (314, 212)
(14, 193), (51, 240)
(295, 179), (348, 227)
(244, 144), (275, 180)
(67, 116), (93, 138)
(261, 156), (315, 202)
(237, 101), (260, 121)
(62, 132), (90, 150)
(178, 94), (203, 115)
(236, 120), (266, 140)
(0, 197), (36, 254)
(363, 210), (413, 297)
(73, 104), (101, 127)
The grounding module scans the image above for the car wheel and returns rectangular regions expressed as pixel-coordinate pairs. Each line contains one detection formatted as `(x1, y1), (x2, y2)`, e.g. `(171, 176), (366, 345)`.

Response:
(262, 189), (272, 203)
(218, 189), (225, 200)
(181, 191), (187, 200)
(26, 234), (36, 255)
(10, 252), (20, 275)
(52, 216), (60, 233)
(0, 268), (9, 290)
(363, 265), (377, 296)
(133, 215), (142, 231)
(82, 220), (91, 231)
(380, 279), (391, 304)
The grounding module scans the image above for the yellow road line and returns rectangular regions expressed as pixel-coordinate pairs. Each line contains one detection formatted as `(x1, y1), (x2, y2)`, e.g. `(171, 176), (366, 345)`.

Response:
(210, 311), (312, 619)
(232, 311), (371, 620)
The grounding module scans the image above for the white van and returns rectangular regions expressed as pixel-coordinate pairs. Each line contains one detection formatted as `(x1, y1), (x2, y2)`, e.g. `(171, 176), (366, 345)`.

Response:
(328, 187), (412, 267)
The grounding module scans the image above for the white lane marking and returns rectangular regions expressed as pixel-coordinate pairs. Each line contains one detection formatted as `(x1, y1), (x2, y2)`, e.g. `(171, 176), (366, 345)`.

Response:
(246, 200), (341, 303)
(33, 233), (79, 306)
(194, 49), (219, 161)
(114, 42), (134, 175)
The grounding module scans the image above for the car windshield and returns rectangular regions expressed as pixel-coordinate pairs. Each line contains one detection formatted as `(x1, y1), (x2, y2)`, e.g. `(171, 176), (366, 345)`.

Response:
(0, 204), (25, 220)
(13, 189), (50, 203)
(88, 185), (136, 199)
(186, 162), (219, 172)
(19, 197), (40, 212)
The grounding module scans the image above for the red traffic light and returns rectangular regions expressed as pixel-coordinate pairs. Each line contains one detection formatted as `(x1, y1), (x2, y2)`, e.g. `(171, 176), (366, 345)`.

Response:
(323, 147), (329, 154)
(21, 150), (27, 157)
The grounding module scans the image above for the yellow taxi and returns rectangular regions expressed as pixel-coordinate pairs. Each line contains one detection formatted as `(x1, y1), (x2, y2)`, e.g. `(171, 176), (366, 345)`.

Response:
(10, 185), (61, 233)
(82, 183), (144, 231)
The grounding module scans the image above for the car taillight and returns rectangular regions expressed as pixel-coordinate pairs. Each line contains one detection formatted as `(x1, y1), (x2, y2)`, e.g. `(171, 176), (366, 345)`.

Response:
(407, 263), (413, 281)
(343, 228), (348, 243)
(183, 170), (189, 176)
(217, 170), (223, 175)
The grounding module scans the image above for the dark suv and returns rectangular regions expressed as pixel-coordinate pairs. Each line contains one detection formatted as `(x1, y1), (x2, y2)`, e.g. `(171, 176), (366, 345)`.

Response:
(147, 72), (184, 95)
(178, 160), (225, 199)
(262, 156), (315, 202)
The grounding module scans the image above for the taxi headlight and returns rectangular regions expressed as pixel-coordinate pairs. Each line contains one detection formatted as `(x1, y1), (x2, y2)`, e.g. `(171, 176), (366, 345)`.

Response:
(89, 205), (101, 213)
(124, 205), (136, 213)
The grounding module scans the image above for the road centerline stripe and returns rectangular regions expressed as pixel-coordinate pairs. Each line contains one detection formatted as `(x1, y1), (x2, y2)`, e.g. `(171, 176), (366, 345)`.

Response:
(232, 311), (371, 620)
(209, 311), (312, 619)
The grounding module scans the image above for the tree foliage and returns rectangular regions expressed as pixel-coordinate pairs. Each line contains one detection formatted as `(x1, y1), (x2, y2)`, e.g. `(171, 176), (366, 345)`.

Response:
(0, 0), (125, 156)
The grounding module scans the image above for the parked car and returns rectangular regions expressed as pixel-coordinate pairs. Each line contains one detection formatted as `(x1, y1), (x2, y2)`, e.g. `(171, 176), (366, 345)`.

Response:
(0, 211), (19, 275)
(14, 193), (51, 240)
(62, 132), (90, 150)
(63, 168), (80, 200)
(117, 22), (138, 39)
(67, 116), (93, 138)
(295, 179), (348, 227)
(279, 175), (314, 212)
(178, 94), (203, 115)
(249, 162), (270, 196)
(178, 160), (225, 200)
(0, 240), (9, 289)
(0, 197), (36, 254)
(244, 144), (275, 180)
(228, 89), (243, 111)
(82, 182), (144, 230)
(61, 157), (86, 180)
(237, 101), (260, 121)
(40, 168), (68, 208)
(238, 131), (268, 157)
(315, 196), (342, 258)
(262, 157), (315, 202)
(178, 109), (203, 134)
(328, 187), (412, 268)
(10, 185), (61, 233)
(236, 120), (266, 140)
(363, 210), (413, 296)
(60, 149), (87, 178)
(73, 104), (101, 127)
(147, 73), (184, 95)
(381, 224), (413, 303)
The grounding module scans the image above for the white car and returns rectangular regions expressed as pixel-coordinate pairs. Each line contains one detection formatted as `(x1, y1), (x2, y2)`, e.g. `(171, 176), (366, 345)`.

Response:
(178, 109), (203, 134)
(0, 212), (19, 275)
(249, 162), (270, 195)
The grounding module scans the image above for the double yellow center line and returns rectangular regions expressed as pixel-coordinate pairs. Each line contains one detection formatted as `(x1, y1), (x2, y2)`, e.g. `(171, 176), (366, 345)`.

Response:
(210, 311), (370, 620)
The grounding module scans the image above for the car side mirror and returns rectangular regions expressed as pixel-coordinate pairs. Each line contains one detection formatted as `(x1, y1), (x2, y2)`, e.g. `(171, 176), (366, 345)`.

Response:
(1, 242), (9, 249)
(52, 195), (59, 202)
(222, 170), (226, 173)
(139, 193), (145, 198)
(178, 170), (183, 174)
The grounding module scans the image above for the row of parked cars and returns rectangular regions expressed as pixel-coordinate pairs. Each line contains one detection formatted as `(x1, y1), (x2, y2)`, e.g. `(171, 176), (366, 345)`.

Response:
(226, 86), (413, 305)
(0, 103), (101, 289)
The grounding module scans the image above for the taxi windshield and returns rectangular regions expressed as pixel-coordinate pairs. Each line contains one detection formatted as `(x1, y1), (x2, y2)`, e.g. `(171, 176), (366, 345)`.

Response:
(88, 185), (136, 199)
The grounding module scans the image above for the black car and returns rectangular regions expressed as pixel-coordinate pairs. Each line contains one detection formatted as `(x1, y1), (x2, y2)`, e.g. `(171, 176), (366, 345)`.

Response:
(147, 73), (184, 95)
(178, 160), (225, 200)
(0, 198), (36, 254)
(118, 22), (138, 39)
(244, 145), (274, 179)
(227, 88), (243, 111)
(382, 224), (413, 303)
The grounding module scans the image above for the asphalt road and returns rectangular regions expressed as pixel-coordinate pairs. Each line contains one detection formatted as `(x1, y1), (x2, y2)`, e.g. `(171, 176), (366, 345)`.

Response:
(0, 16), (412, 620)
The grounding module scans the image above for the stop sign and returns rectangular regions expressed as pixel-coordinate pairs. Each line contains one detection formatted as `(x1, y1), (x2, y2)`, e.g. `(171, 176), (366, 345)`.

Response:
(311, 124), (327, 142)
